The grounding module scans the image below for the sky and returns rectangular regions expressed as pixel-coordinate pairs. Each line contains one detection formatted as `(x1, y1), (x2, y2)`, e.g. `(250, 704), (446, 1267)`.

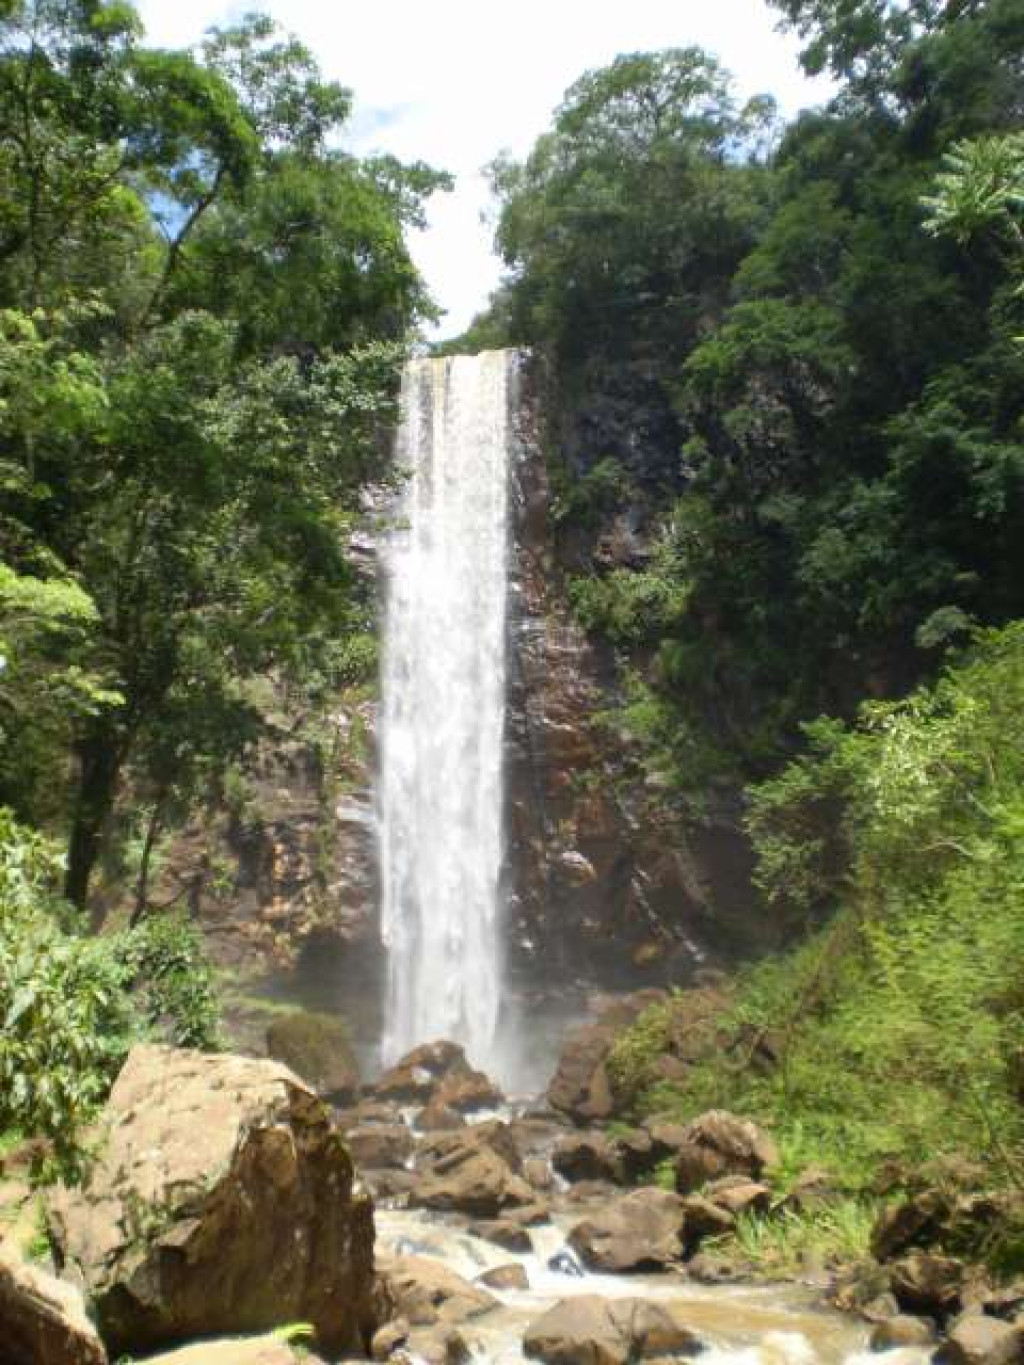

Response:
(136, 0), (832, 340)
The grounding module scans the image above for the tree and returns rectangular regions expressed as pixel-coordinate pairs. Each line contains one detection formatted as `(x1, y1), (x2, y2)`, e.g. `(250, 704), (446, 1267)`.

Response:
(0, 4), (447, 910)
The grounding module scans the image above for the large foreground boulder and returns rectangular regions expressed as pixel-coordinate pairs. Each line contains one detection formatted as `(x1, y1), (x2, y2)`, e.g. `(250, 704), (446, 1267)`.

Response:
(0, 1249), (107, 1365)
(523, 1294), (700, 1365)
(48, 1044), (376, 1359)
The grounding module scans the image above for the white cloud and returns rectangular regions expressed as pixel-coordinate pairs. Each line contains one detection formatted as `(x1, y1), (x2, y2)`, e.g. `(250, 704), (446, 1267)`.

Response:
(136, 0), (832, 338)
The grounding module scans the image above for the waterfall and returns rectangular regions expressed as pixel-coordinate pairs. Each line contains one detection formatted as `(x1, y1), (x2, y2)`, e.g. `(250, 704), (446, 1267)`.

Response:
(378, 350), (515, 1074)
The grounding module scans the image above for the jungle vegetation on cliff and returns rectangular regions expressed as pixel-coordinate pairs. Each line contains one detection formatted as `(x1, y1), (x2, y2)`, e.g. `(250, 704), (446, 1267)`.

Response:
(464, 0), (1024, 1192)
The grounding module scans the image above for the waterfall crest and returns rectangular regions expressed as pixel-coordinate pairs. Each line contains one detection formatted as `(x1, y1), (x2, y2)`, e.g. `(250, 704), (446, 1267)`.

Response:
(378, 349), (514, 1072)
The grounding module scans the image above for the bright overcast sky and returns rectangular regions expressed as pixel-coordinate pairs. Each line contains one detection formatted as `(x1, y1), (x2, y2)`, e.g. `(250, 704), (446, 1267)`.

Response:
(136, 0), (832, 339)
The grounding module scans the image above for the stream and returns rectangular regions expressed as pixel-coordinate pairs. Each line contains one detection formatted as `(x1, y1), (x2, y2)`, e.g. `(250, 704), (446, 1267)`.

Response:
(375, 1204), (924, 1365)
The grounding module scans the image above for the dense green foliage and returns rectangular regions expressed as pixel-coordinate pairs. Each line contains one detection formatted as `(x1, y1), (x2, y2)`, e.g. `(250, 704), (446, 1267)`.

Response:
(0, 807), (217, 1169)
(0, 1), (446, 914)
(476, 0), (1023, 791)
(0, 3), (446, 1157)
(609, 625), (1024, 1189)
(466, 5), (1024, 1204)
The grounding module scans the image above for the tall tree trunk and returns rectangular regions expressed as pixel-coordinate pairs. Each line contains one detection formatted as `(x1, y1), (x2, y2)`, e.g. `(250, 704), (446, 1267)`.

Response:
(130, 798), (165, 927)
(65, 725), (123, 924)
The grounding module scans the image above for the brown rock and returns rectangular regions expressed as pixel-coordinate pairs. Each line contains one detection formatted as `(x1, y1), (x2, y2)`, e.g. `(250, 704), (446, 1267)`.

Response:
(673, 1111), (778, 1193)
(704, 1176), (772, 1217)
(265, 1010), (360, 1103)
(468, 1221), (533, 1254)
(139, 1338), (302, 1364)
(399, 1041), (472, 1075)
(372, 1318), (411, 1361)
(414, 1147), (534, 1218)
(0, 1250), (107, 1365)
(889, 1251), (964, 1316)
(644, 1122), (691, 1164)
(680, 1194), (736, 1249)
(523, 1156), (556, 1191)
(503, 1200), (551, 1227)
(869, 1316), (939, 1351)
(936, 1316), (1024, 1365)
(477, 1263), (530, 1291)
(615, 1129), (656, 1182)
(523, 1294), (700, 1365)
(419, 1120), (521, 1172)
(435, 1069), (503, 1113)
(403, 1325), (473, 1365)
(47, 1044), (375, 1359)
(871, 1190), (953, 1261)
(416, 1103), (467, 1132)
(552, 1135), (624, 1185)
(568, 1188), (687, 1272)
(546, 1024), (618, 1122)
(375, 1064), (438, 1104)
(347, 1125), (415, 1170)
(380, 1255), (496, 1327)
(338, 1101), (403, 1128)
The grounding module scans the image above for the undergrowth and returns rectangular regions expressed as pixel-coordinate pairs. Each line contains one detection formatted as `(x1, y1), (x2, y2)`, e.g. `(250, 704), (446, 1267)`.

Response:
(610, 624), (1024, 1195)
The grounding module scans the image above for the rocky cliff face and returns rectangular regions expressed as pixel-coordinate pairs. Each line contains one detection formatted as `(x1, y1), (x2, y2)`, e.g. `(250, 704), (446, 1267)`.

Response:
(173, 358), (773, 1047)
(504, 363), (775, 991)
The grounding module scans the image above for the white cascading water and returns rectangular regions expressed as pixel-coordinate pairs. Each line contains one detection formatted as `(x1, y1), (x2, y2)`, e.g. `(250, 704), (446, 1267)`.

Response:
(378, 350), (514, 1074)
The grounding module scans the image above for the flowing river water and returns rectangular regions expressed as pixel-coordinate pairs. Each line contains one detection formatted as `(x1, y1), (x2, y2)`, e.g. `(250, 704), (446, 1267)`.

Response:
(375, 1202), (927, 1365)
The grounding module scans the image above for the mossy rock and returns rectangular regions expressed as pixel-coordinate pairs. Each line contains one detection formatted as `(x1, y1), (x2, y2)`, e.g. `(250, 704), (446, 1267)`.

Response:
(266, 1010), (360, 1103)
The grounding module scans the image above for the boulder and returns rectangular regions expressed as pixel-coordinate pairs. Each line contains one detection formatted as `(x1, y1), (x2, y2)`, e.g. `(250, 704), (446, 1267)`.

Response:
(679, 1194), (736, 1248)
(374, 1042), (481, 1106)
(337, 1101), (404, 1128)
(379, 1255), (496, 1327)
(869, 1316), (939, 1351)
(523, 1156), (556, 1191)
(568, 1188), (688, 1272)
(400, 1325), (472, 1365)
(871, 1190), (953, 1261)
(552, 1135), (624, 1185)
(374, 1064), (438, 1104)
(468, 1221), (533, 1254)
(416, 1103), (467, 1132)
(48, 1044), (375, 1359)
(138, 1338), (304, 1365)
(0, 1249), (107, 1365)
(372, 1318), (411, 1361)
(888, 1251), (963, 1317)
(413, 1145), (534, 1218)
(413, 1125), (531, 1218)
(644, 1121), (692, 1164)
(703, 1176), (772, 1217)
(523, 1294), (700, 1365)
(418, 1120), (521, 1172)
(265, 1009), (360, 1103)
(477, 1263), (529, 1291)
(347, 1125), (415, 1170)
(936, 1316), (1024, 1365)
(435, 1069), (503, 1114)
(503, 1200), (552, 1227)
(672, 1111), (778, 1193)
(546, 1024), (617, 1122)
(615, 1129), (656, 1182)
(397, 1041), (472, 1079)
